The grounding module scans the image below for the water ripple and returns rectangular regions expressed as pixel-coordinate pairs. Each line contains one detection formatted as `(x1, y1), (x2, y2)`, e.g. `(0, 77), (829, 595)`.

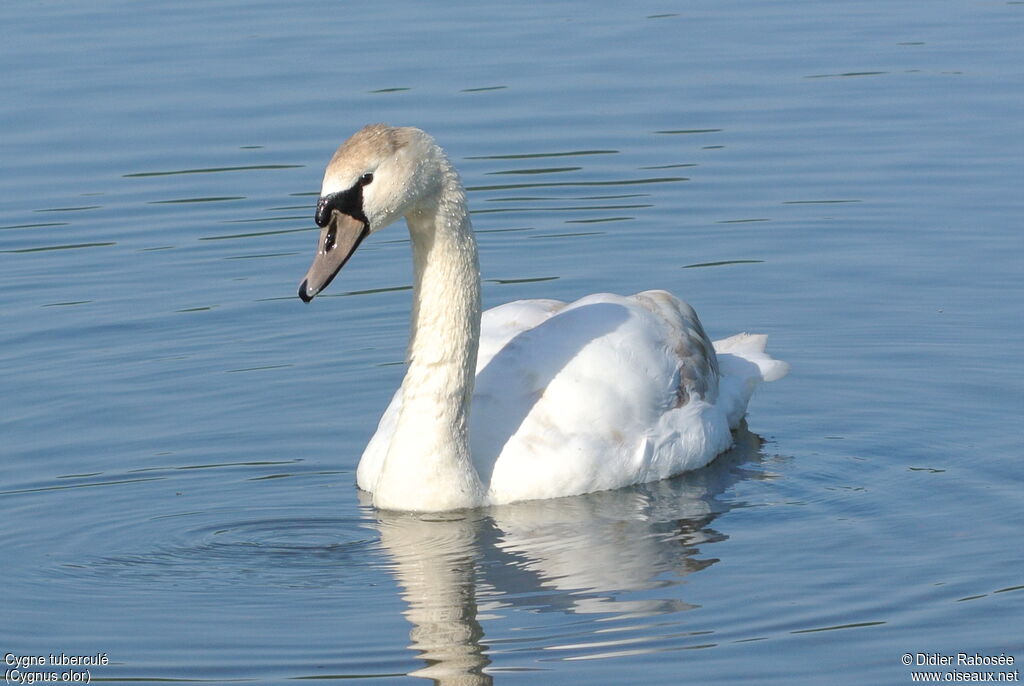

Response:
(2, 241), (116, 253)
(59, 514), (382, 590)
(123, 164), (303, 178)
(467, 176), (686, 192)
(466, 150), (618, 160)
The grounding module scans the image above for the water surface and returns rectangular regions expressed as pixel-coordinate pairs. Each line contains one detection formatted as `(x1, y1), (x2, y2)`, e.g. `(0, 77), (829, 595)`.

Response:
(2, 0), (1022, 683)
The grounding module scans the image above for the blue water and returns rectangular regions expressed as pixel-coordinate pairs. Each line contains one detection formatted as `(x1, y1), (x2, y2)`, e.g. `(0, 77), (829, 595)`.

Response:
(2, 1), (1022, 684)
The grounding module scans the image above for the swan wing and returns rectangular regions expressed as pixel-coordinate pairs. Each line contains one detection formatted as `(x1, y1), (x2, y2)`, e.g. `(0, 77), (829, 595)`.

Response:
(477, 298), (567, 370)
(470, 291), (732, 503)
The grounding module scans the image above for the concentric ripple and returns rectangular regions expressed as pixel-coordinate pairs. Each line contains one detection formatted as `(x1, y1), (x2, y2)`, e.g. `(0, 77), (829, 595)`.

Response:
(55, 510), (385, 591)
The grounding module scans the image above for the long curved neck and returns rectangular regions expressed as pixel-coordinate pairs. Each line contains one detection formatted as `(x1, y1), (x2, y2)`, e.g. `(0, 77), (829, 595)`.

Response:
(372, 164), (485, 511)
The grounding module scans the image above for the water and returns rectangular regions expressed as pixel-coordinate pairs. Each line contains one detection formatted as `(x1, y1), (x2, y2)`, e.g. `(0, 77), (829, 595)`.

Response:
(2, 0), (1022, 683)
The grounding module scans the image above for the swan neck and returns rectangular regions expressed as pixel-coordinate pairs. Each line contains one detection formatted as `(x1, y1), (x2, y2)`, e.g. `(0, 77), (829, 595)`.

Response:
(407, 185), (481, 370)
(373, 165), (484, 511)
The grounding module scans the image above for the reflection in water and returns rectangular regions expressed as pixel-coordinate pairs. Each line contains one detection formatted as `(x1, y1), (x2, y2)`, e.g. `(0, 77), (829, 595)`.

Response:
(378, 512), (492, 685)
(372, 425), (770, 684)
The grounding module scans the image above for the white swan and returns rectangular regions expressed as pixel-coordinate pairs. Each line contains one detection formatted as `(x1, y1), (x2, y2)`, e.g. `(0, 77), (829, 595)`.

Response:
(298, 124), (788, 511)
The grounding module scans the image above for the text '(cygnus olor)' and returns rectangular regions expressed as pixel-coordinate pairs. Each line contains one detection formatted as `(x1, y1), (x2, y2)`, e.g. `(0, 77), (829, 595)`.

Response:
(298, 124), (788, 511)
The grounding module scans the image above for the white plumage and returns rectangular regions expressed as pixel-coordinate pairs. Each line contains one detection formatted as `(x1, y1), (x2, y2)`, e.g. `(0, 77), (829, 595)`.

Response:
(298, 124), (788, 511)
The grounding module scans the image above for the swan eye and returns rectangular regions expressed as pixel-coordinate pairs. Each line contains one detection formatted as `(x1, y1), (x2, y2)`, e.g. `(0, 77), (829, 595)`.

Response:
(359, 172), (374, 186)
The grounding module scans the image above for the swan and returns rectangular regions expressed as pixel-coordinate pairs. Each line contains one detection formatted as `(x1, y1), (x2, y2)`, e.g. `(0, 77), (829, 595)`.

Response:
(298, 124), (788, 512)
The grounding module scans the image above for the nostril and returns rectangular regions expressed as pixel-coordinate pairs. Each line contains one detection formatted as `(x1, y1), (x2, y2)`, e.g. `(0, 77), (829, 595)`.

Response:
(315, 197), (331, 227)
(324, 226), (337, 252)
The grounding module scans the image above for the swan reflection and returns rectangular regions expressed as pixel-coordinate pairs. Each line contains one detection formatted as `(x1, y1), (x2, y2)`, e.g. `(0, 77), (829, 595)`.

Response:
(370, 425), (773, 684)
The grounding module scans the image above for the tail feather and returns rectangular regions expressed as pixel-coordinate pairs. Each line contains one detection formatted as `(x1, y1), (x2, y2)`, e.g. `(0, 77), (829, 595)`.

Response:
(714, 333), (790, 382)
(711, 333), (788, 429)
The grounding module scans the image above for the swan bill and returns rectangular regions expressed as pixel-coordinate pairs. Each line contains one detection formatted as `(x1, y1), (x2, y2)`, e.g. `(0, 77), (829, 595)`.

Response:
(298, 210), (368, 302)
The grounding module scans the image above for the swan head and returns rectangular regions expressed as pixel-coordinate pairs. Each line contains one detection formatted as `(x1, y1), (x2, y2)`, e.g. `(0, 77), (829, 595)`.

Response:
(298, 124), (448, 302)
